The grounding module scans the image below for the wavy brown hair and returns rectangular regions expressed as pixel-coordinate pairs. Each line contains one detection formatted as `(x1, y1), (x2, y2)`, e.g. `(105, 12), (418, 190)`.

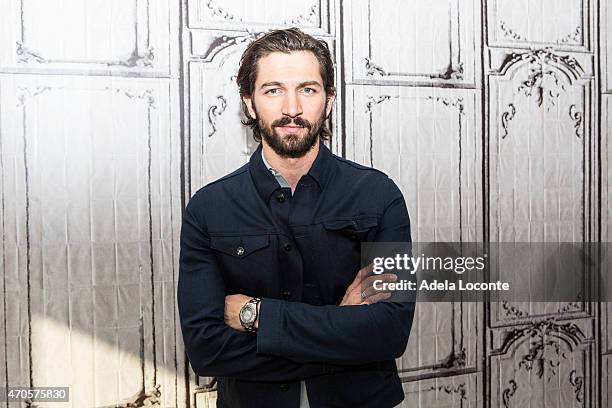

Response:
(237, 28), (336, 142)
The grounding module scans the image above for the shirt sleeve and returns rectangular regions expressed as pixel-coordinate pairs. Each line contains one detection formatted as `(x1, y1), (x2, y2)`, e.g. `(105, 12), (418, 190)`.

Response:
(256, 177), (416, 365)
(177, 196), (336, 381)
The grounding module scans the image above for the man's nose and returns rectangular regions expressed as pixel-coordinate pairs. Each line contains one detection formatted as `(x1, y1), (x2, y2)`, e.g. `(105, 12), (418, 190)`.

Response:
(281, 91), (303, 118)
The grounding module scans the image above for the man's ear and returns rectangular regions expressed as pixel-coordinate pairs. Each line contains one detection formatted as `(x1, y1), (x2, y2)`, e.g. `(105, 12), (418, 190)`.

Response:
(242, 95), (257, 119)
(325, 93), (336, 118)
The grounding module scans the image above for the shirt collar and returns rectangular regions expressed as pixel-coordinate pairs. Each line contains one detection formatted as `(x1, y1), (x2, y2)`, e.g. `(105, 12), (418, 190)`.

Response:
(261, 149), (292, 190)
(249, 141), (334, 202)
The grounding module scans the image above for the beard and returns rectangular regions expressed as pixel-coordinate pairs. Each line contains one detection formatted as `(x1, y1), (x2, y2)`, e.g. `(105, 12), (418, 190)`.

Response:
(254, 106), (327, 159)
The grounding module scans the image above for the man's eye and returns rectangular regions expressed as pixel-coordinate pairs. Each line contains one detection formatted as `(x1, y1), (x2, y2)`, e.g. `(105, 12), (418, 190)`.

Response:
(303, 87), (316, 94)
(265, 89), (279, 95)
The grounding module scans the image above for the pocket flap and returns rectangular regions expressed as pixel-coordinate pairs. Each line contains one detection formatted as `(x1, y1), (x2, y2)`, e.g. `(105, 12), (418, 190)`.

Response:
(322, 216), (378, 232)
(210, 235), (270, 258)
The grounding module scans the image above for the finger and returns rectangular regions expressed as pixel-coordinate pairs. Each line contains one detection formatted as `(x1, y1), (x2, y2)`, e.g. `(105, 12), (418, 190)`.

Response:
(362, 273), (397, 288)
(362, 292), (392, 305)
(358, 285), (392, 302)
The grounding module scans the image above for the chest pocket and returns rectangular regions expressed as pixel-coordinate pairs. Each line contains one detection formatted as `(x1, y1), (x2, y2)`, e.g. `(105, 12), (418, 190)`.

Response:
(322, 216), (379, 242)
(319, 216), (379, 302)
(209, 234), (273, 293)
(210, 234), (270, 258)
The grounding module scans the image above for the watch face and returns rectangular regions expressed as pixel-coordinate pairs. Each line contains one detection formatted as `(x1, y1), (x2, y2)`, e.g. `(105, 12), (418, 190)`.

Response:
(240, 304), (255, 324)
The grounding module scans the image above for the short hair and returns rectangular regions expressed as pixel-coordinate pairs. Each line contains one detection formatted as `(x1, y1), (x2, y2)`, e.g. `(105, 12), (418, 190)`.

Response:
(237, 28), (336, 141)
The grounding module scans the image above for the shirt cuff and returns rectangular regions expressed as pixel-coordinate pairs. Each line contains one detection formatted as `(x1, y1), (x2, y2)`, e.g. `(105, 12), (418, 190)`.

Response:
(256, 298), (284, 356)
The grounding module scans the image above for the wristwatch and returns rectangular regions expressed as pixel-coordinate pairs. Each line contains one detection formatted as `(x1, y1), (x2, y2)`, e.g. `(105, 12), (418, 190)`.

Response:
(239, 298), (261, 332)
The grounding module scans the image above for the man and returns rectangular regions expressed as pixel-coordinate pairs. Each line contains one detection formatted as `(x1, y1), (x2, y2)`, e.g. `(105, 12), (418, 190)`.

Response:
(178, 28), (415, 408)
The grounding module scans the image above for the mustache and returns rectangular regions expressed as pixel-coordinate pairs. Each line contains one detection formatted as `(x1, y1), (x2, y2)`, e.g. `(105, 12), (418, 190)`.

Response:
(271, 116), (312, 129)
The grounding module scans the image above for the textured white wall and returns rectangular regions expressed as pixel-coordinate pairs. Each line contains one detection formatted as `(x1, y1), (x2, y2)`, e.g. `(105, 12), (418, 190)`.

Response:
(0, 0), (609, 407)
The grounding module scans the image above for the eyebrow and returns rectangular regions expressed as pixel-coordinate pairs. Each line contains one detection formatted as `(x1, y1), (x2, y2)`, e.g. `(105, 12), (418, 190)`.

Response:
(259, 81), (323, 89)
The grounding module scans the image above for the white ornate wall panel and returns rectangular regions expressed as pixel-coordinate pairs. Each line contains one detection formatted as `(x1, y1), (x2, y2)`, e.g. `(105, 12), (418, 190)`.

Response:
(397, 302), (480, 381)
(0, 0), (177, 76)
(344, 85), (481, 382)
(0, 75), (182, 407)
(343, 0), (478, 86)
(345, 86), (481, 242)
(187, 0), (333, 35)
(489, 319), (593, 408)
(187, 32), (264, 193)
(488, 49), (594, 243)
(487, 0), (591, 52)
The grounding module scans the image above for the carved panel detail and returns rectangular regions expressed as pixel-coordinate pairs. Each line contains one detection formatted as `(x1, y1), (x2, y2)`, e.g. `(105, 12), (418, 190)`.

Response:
(1, 0), (172, 73)
(489, 0), (589, 50)
(188, 0), (329, 33)
(344, 0), (476, 85)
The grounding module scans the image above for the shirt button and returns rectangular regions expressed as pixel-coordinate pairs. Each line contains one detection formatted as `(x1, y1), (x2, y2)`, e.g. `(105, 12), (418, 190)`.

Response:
(283, 243), (292, 251)
(280, 383), (289, 392)
(276, 193), (286, 203)
(282, 291), (291, 300)
(236, 246), (245, 256)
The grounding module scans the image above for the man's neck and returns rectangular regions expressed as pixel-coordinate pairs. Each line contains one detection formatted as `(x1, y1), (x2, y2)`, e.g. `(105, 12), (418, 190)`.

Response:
(262, 140), (320, 192)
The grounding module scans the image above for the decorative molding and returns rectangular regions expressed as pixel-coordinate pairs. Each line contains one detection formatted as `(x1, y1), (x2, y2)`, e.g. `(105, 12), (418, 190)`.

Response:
(204, 0), (320, 27)
(365, 57), (387, 77)
(436, 62), (464, 80)
(439, 347), (467, 369)
(361, 0), (465, 82)
(365, 95), (391, 113)
(16, 41), (155, 68)
(517, 65), (566, 107)
(427, 383), (467, 400)
(16, 41), (45, 63)
(569, 369), (584, 403)
(16, 86), (52, 106)
(111, 88), (156, 108)
(499, 20), (526, 41)
(98, 385), (161, 408)
(108, 47), (155, 68)
(501, 300), (527, 317)
(428, 96), (465, 114)
(500, 301), (584, 319)
(496, 319), (584, 357)
(498, 20), (583, 45)
(285, 4), (319, 25)
(559, 26), (582, 44)
(557, 301), (582, 314)
(207, 96), (228, 137)
(502, 380), (517, 408)
(496, 49), (584, 109)
(569, 104), (583, 138)
(15, 0), (155, 69)
(198, 33), (260, 64)
(205, 0), (243, 23)
(500, 103), (516, 139)
(365, 58), (464, 80)
(497, 48), (584, 80)
(518, 334), (565, 380)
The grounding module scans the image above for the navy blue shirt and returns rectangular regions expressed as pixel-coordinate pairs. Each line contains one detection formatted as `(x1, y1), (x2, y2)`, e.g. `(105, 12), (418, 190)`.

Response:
(178, 142), (415, 408)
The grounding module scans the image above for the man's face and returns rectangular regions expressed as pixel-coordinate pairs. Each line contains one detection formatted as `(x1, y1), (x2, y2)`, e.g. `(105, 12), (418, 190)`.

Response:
(242, 51), (334, 158)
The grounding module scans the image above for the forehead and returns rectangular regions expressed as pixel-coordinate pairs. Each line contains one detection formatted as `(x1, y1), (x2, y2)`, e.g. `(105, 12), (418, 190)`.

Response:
(255, 51), (322, 85)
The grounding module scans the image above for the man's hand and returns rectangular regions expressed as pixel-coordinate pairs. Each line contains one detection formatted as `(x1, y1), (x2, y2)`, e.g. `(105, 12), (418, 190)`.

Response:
(340, 263), (397, 306)
(224, 294), (252, 331)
